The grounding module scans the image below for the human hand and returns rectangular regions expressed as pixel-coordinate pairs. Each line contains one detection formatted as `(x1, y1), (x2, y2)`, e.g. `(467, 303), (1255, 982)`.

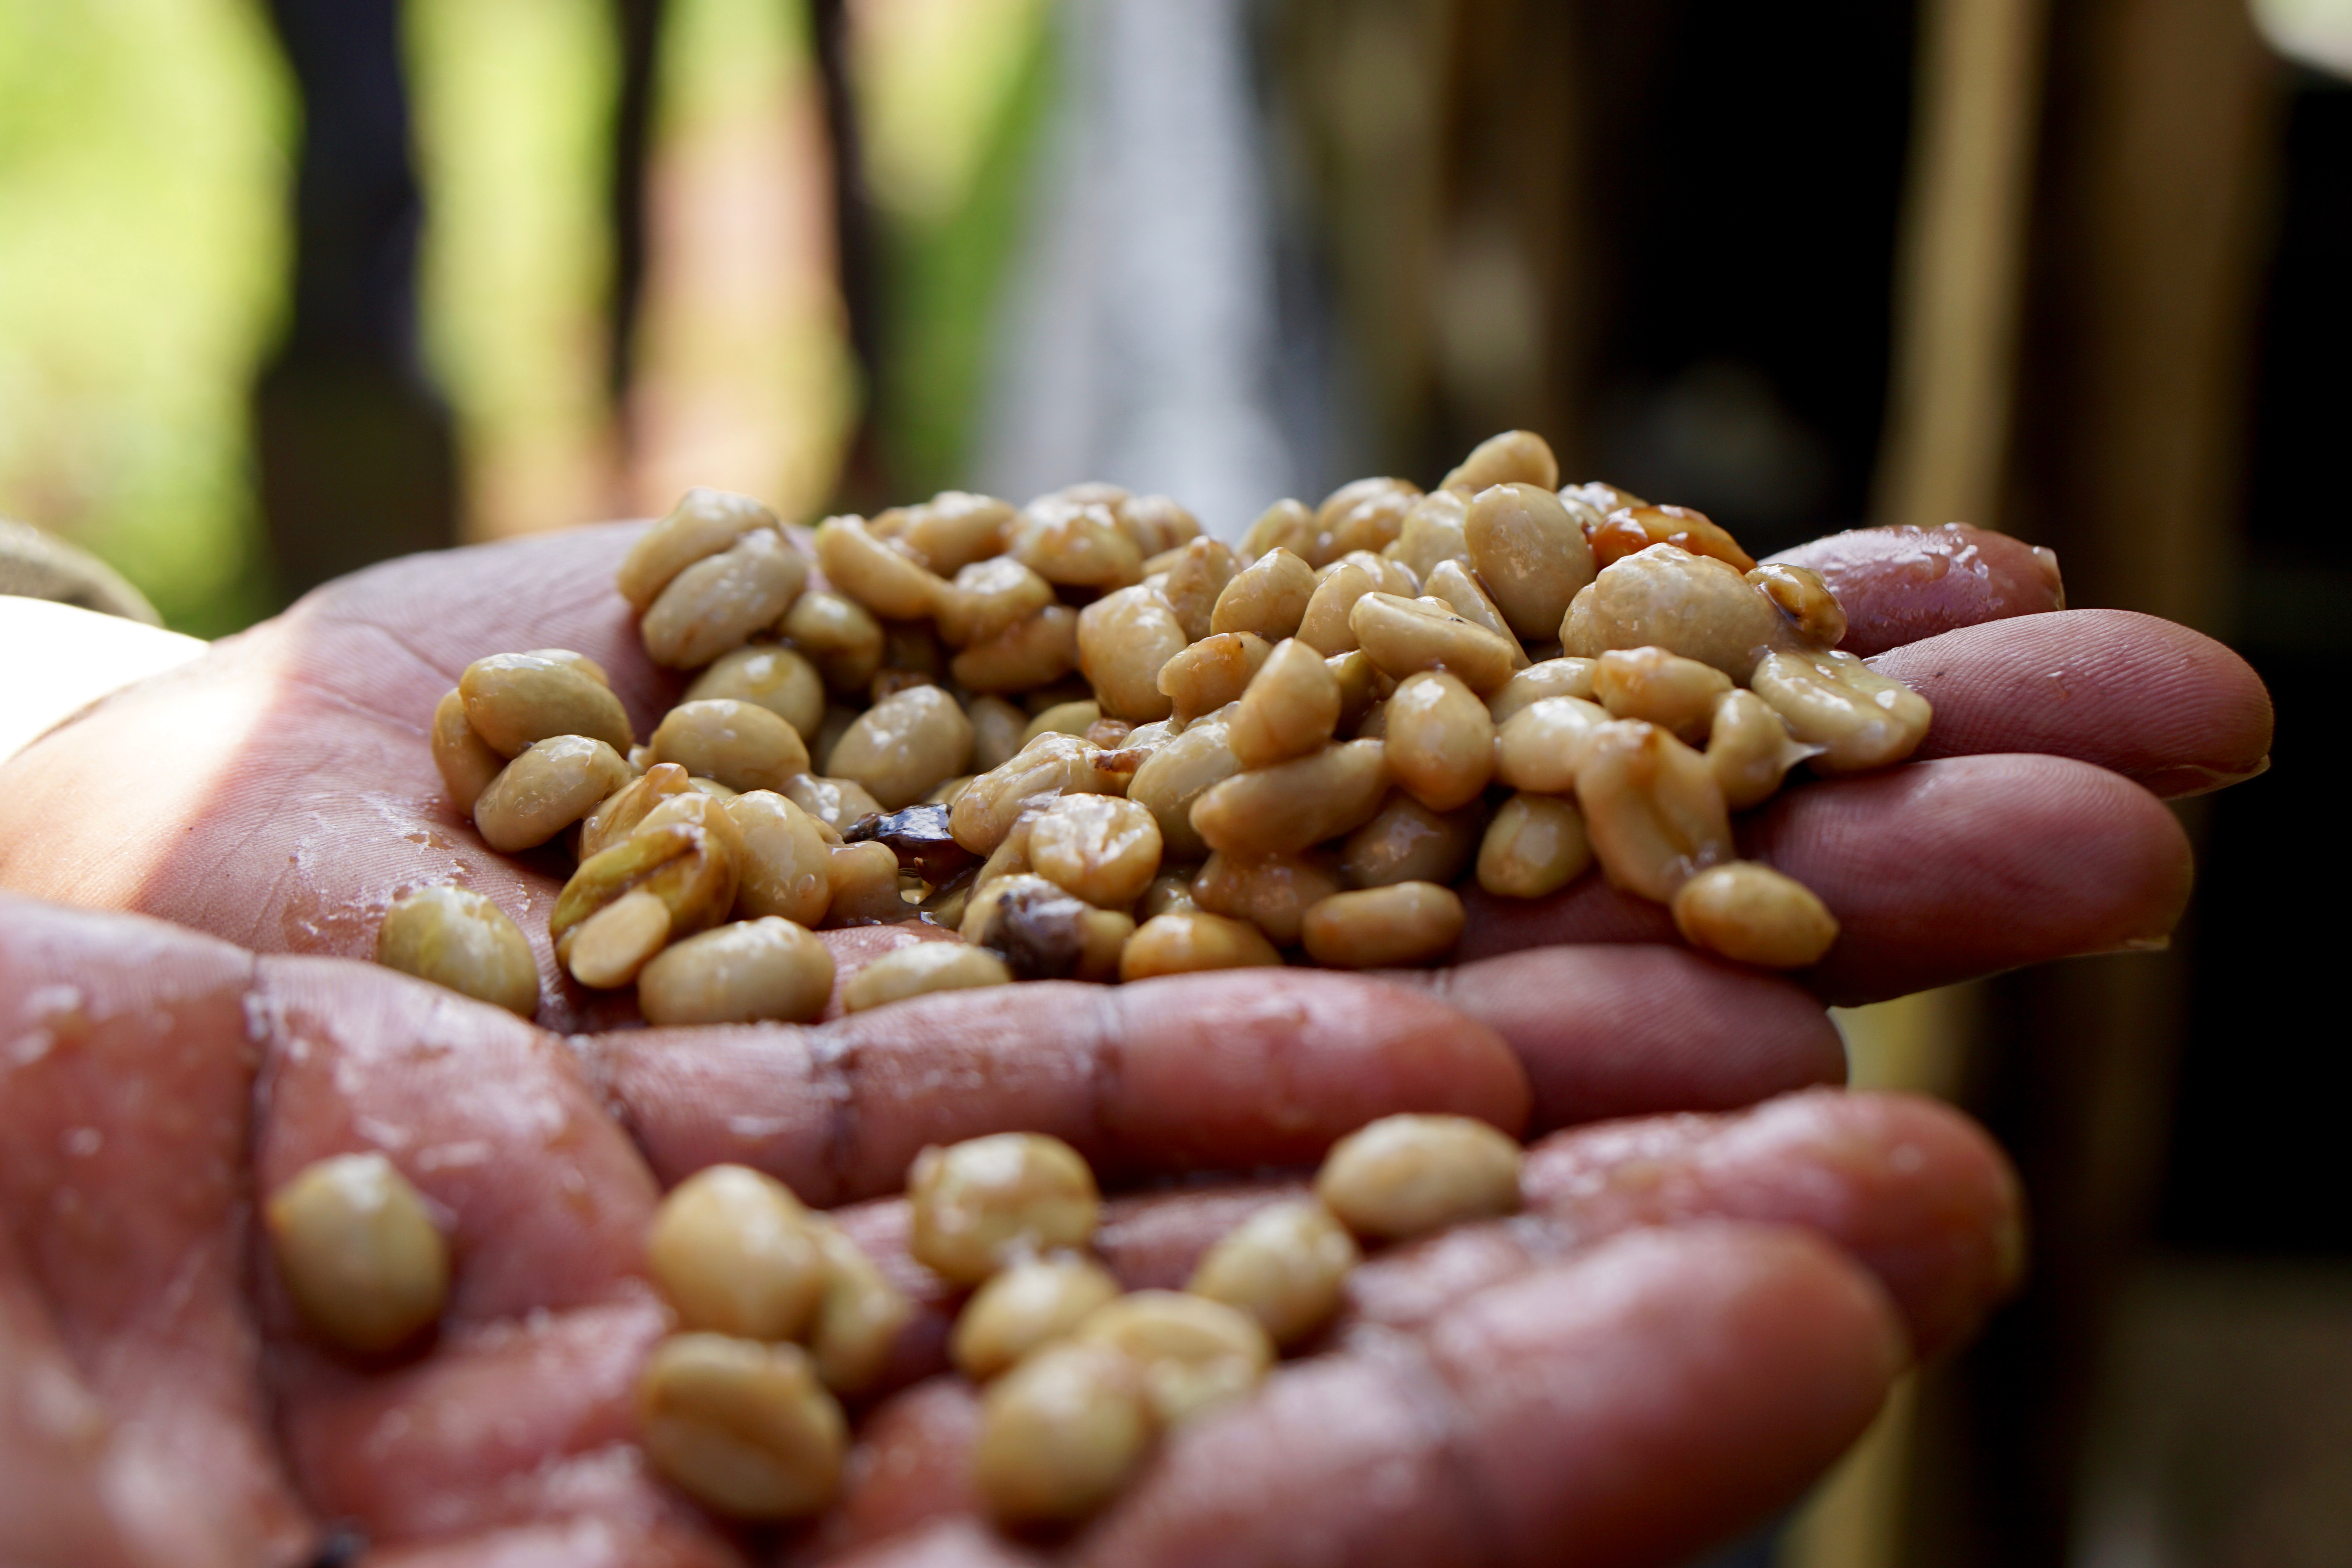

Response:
(0, 894), (2021, 1568)
(0, 520), (2271, 1133)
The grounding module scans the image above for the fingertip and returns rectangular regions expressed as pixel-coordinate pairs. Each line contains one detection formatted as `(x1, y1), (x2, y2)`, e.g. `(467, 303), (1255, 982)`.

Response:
(1419, 1223), (1906, 1566)
(1877, 608), (2276, 797)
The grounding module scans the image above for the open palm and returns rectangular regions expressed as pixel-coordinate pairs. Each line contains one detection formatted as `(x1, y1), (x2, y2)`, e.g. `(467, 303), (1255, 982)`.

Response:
(0, 519), (2269, 1564)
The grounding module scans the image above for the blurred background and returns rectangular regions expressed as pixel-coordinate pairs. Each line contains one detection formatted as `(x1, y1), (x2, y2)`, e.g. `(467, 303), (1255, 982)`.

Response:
(1, 0), (2346, 1562)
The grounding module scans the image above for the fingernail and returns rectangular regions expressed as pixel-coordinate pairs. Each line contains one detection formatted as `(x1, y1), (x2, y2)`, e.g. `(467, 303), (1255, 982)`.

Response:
(2092, 933), (2172, 956)
(2136, 755), (2270, 799)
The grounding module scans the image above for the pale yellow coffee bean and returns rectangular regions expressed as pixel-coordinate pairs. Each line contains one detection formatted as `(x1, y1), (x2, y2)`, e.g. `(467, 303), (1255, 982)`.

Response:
(1385, 489), (1471, 581)
(459, 652), (634, 759)
(1573, 719), (1735, 903)
(825, 840), (909, 924)
(1125, 720), (1242, 861)
(1027, 795), (1163, 908)
(1493, 695), (1610, 793)
(637, 1334), (846, 1519)
(639, 917), (835, 1025)
(1329, 648), (1388, 733)
(1441, 429), (1559, 495)
(1210, 547), (1317, 641)
(812, 515), (944, 620)
(1187, 1200), (1360, 1347)
(1749, 648), (1932, 774)
(1488, 656), (1599, 724)
(1191, 850), (1343, 946)
(566, 889), (674, 989)
(1296, 559), (1376, 655)
(646, 1164), (824, 1339)
(1240, 496), (1316, 561)
(897, 490), (1014, 575)
(1671, 862), (1840, 969)
(561, 798), (739, 947)
(1316, 1113), (1523, 1241)
(907, 1132), (1100, 1285)
(782, 773), (883, 837)
(1116, 493), (1201, 555)
(650, 699), (811, 795)
(1421, 559), (1530, 670)
(1161, 536), (1240, 641)
(1140, 870), (1200, 919)
(951, 732), (1119, 854)
(967, 694), (1029, 773)
(1078, 585), (1187, 722)
(721, 790), (833, 924)
(1475, 792), (1592, 899)
(641, 528), (809, 670)
(782, 589), (885, 696)
(1299, 881), (1464, 969)
(844, 942), (1012, 1013)
(1746, 562), (1847, 647)
(1318, 476), (1421, 557)
(1593, 646), (1734, 744)
(973, 1341), (1152, 1524)
(1118, 911), (1284, 980)
(1348, 592), (1519, 694)
(1020, 699), (1102, 750)
(1073, 1290), (1273, 1427)
(1558, 544), (1789, 678)
(686, 644), (826, 741)
(1190, 738), (1388, 857)
(618, 488), (779, 612)
(632, 790), (746, 873)
(432, 688), (505, 811)
(806, 1220), (913, 1394)
(950, 603), (1081, 693)
(1341, 793), (1481, 888)
(376, 886), (539, 1017)
(1707, 689), (1818, 809)
(1464, 482), (1596, 640)
(1228, 638), (1342, 769)
(960, 874), (1132, 981)
(1157, 632), (1273, 724)
(1561, 479), (1648, 517)
(1342, 548), (1420, 598)
(951, 1255), (1123, 1381)
(936, 556), (1053, 647)
(1381, 670), (1493, 811)
(1008, 499), (1144, 589)
(825, 684), (975, 809)
(471, 735), (632, 852)
(266, 1152), (449, 1354)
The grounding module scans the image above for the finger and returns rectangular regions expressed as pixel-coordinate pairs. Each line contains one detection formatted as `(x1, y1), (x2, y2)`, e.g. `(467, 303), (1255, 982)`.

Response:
(246, 953), (716, 1556)
(1074, 1225), (1903, 1568)
(1769, 523), (2065, 656)
(0, 895), (312, 1568)
(817, 1518), (1044, 1568)
(589, 971), (1531, 1204)
(825, 1089), (2022, 1401)
(1417, 946), (1846, 1130)
(790, 1381), (993, 1566)
(1873, 608), (2273, 797)
(360, 1519), (746, 1568)
(1348, 1088), (2021, 1361)
(1462, 752), (2194, 1005)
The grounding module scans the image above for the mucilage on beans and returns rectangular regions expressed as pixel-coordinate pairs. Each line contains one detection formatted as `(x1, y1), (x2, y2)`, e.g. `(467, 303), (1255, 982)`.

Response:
(390, 428), (1946, 1027)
